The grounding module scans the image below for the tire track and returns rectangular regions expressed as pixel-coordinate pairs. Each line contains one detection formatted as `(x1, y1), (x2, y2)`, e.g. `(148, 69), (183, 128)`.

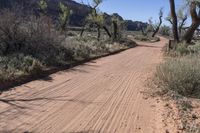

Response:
(0, 37), (168, 133)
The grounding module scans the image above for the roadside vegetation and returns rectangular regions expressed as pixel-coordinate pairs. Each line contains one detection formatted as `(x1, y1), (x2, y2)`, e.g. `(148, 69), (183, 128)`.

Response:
(155, 48), (200, 132)
(0, 0), (136, 90)
(154, 0), (200, 132)
(155, 0), (200, 98)
(2, 0), (200, 132)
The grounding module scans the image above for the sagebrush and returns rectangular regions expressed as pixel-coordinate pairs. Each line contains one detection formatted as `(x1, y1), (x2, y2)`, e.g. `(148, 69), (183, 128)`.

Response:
(155, 55), (200, 98)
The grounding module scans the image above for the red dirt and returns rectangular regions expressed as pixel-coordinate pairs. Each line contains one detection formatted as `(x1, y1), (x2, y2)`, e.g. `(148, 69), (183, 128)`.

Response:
(0, 37), (172, 133)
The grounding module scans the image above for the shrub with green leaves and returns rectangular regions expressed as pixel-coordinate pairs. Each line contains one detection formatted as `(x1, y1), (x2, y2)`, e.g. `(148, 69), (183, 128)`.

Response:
(0, 54), (43, 81)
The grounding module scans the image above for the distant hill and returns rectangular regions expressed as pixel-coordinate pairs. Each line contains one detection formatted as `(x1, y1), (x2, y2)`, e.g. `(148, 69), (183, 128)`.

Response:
(0, 0), (147, 31)
(125, 20), (148, 31)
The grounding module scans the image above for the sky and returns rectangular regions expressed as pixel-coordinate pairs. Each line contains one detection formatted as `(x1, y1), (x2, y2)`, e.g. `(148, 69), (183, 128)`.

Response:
(75, 0), (185, 24)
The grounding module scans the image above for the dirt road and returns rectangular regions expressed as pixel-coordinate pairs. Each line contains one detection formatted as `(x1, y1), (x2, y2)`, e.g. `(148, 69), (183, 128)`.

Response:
(0, 37), (168, 133)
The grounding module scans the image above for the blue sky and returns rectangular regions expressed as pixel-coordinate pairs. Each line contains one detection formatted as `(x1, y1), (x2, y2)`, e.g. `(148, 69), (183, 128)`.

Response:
(75, 0), (185, 24)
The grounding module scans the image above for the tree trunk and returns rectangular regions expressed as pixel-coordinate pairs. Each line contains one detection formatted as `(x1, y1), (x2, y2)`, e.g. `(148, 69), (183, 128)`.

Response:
(179, 27), (182, 37)
(80, 27), (85, 37)
(169, 0), (179, 42)
(152, 19), (162, 37)
(152, 27), (160, 37)
(113, 21), (118, 40)
(152, 10), (163, 37)
(97, 26), (101, 41)
(183, 22), (200, 43)
(141, 26), (147, 36)
(178, 17), (187, 37)
(182, 2), (200, 43)
(103, 26), (111, 38)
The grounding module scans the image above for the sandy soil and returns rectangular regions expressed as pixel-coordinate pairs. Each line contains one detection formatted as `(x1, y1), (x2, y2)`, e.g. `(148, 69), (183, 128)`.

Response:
(0, 37), (170, 133)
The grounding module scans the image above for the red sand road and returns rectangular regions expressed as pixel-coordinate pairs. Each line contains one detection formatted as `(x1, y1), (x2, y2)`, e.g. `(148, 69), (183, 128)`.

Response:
(0, 37), (169, 133)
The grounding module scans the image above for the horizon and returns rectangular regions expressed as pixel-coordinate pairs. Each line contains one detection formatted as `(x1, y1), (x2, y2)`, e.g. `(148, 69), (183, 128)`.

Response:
(75, 0), (186, 25)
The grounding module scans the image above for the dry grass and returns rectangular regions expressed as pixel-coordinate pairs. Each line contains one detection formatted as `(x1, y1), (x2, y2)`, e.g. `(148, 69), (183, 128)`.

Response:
(155, 55), (200, 98)
(155, 42), (200, 133)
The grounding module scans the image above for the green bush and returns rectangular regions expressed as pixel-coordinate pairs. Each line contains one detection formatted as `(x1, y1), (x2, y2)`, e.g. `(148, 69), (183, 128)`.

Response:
(0, 54), (43, 81)
(155, 55), (200, 98)
(0, 10), (74, 66)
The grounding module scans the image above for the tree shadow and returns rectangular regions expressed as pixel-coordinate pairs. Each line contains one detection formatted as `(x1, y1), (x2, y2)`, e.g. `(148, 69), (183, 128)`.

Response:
(0, 96), (68, 109)
(39, 76), (54, 82)
(0, 95), (100, 114)
(138, 44), (162, 49)
(0, 130), (33, 133)
(0, 95), (102, 132)
(0, 60), (100, 93)
(68, 131), (99, 133)
(0, 45), (132, 93)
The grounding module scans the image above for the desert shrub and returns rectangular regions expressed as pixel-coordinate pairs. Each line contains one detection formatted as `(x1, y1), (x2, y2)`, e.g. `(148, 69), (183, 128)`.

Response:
(0, 9), (135, 85)
(0, 54), (43, 81)
(134, 34), (160, 42)
(0, 10), (27, 55)
(0, 10), (74, 66)
(151, 36), (160, 42)
(176, 43), (190, 56)
(155, 55), (200, 98)
(159, 25), (170, 36)
(0, 9), (76, 85)
(188, 43), (200, 54)
(167, 42), (200, 57)
(134, 35), (149, 41)
(118, 38), (137, 47)
(63, 36), (136, 60)
(63, 37), (109, 59)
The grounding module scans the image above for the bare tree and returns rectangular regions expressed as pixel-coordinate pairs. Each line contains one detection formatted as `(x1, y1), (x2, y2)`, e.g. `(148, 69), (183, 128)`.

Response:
(166, 13), (173, 25)
(166, 8), (188, 37)
(152, 8), (163, 37)
(177, 8), (188, 36)
(168, 0), (200, 43)
(182, 1), (200, 43)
